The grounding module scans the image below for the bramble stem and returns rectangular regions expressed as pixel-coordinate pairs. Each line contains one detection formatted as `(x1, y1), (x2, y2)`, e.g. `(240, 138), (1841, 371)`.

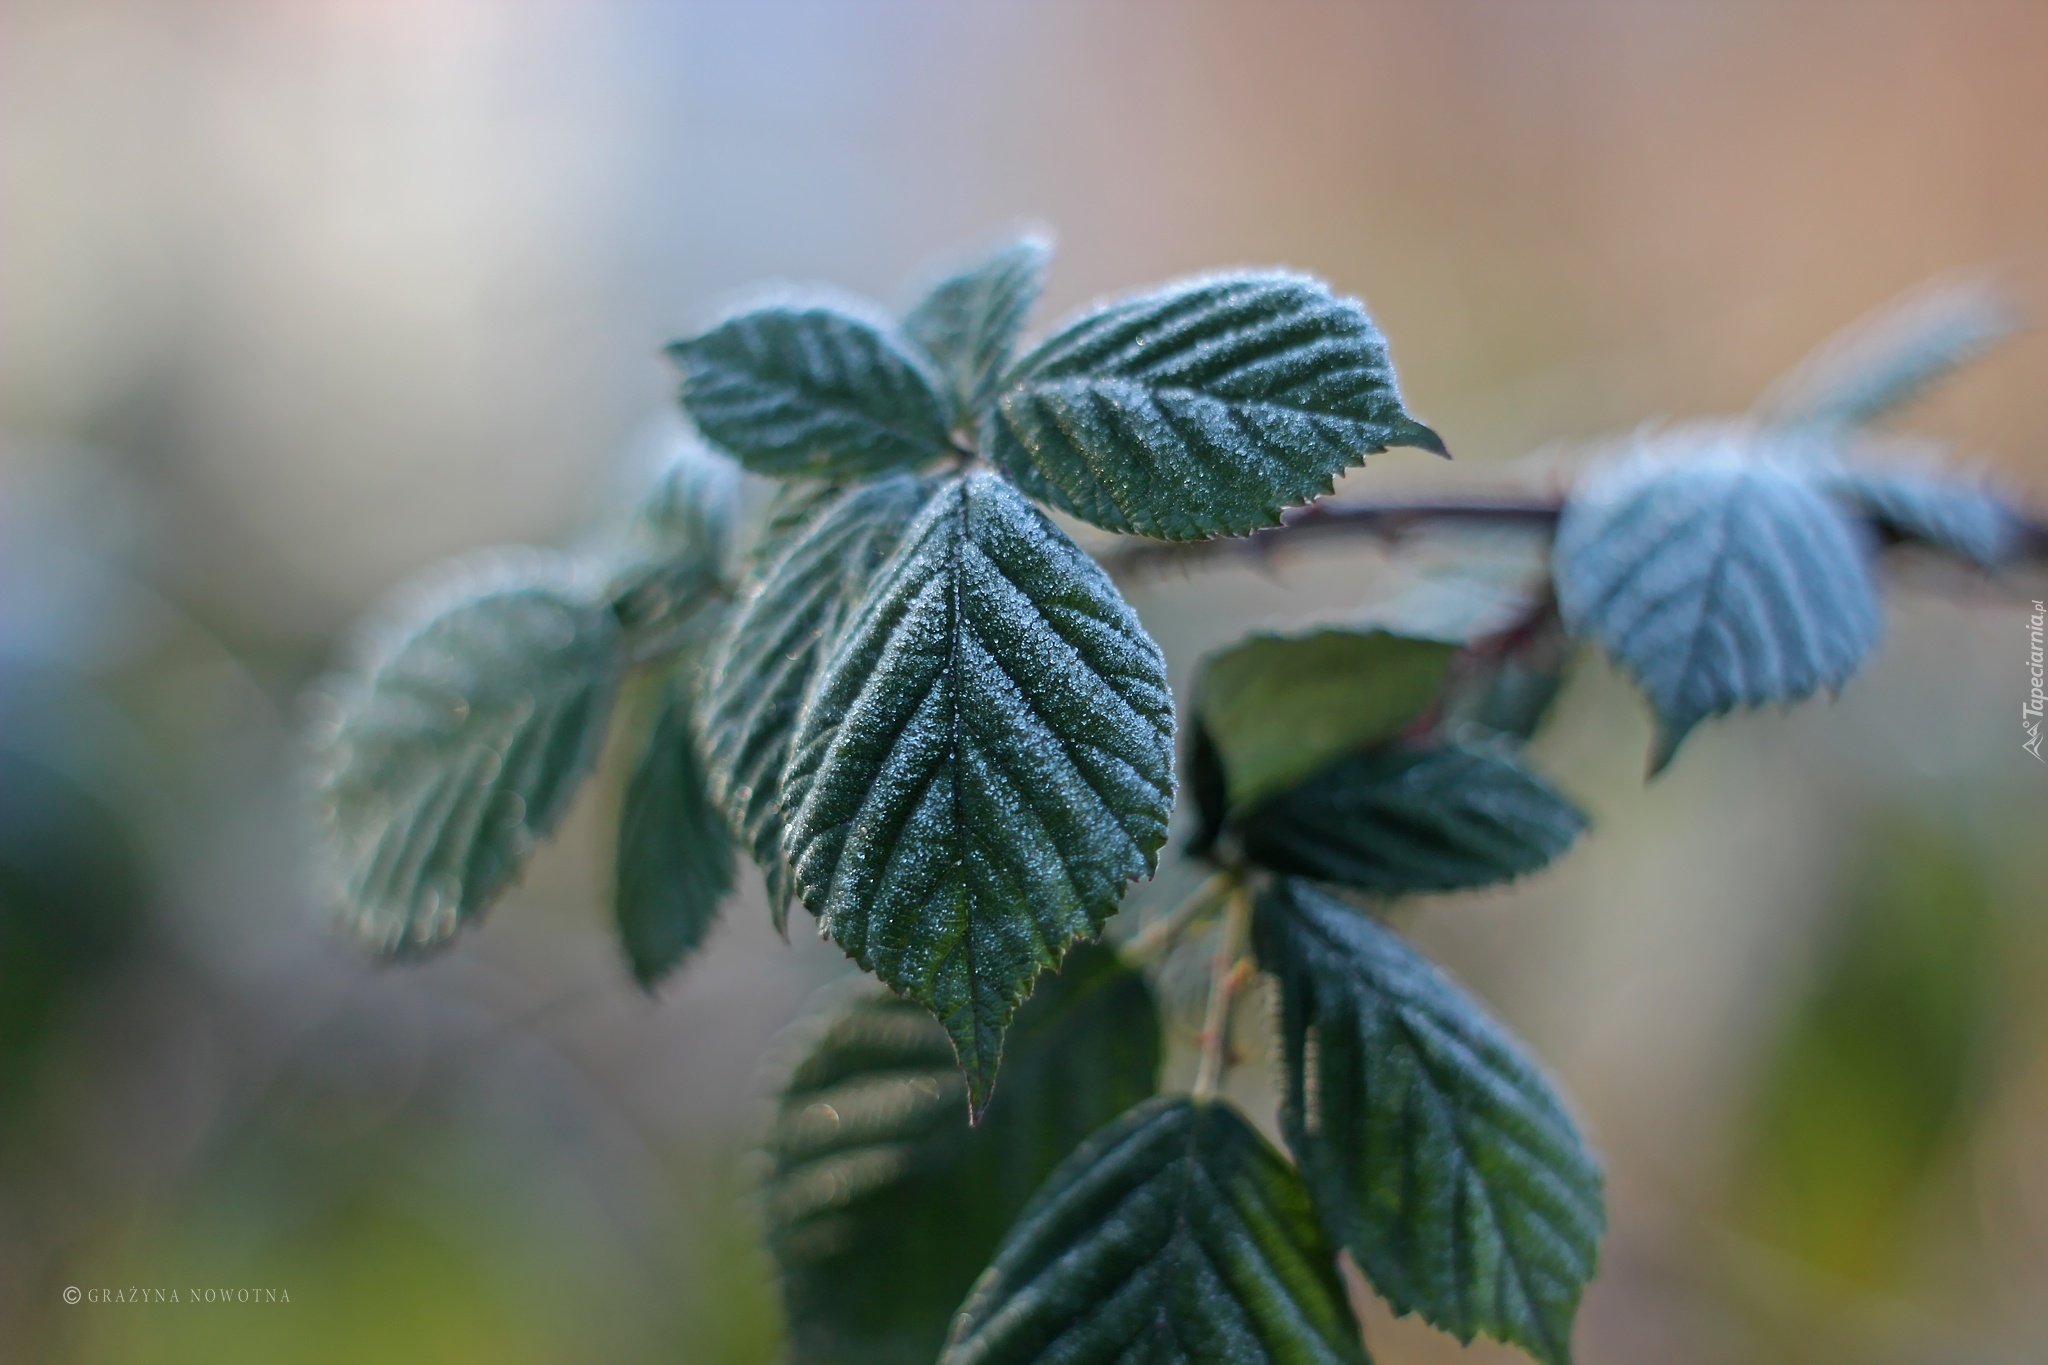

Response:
(1104, 493), (2048, 581)
(1192, 881), (1253, 1102)
(1121, 871), (1233, 965)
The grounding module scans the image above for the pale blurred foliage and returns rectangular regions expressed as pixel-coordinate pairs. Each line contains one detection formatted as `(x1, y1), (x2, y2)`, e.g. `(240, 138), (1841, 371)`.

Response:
(3, 2), (2046, 1362)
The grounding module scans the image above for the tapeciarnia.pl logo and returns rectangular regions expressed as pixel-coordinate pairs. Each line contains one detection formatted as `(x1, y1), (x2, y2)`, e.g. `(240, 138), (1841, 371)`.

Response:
(2026, 599), (2045, 761)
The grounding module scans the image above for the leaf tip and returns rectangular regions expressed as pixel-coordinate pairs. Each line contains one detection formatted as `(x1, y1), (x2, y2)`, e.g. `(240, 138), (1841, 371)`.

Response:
(1399, 419), (1451, 459)
(1646, 718), (1692, 777)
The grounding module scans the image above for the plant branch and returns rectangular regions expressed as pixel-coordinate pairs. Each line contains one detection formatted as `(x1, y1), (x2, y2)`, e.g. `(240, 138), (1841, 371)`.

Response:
(1104, 492), (2048, 582)
(1121, 871), (1232, 966)
(1191, 881), (1253, 1103)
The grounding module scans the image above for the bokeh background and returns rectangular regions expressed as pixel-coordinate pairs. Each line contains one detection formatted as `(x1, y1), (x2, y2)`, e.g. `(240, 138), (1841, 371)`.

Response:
(5, 2), (2047, 1362)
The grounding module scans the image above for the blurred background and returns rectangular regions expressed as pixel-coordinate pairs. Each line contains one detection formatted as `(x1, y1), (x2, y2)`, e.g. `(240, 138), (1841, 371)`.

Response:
(4, 2), (2047, 1361)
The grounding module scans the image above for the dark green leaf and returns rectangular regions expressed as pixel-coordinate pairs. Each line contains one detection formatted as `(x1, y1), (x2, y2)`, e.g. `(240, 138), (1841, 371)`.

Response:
(905, 234), (1052, 423)
(668, 302), (954, 478)
(941, 1095), (1367, 1365)
(767, 944), (1159, 1365)
(1185, 720), (1230, 858)
(314, 556), (624, 953)
(1239, 739), (1586, 895)
(614, 675), (735, 989)
(1436, 607), (1574, 743)
(606, 439), (741, 660)
(702, 474), (938, 930)
(1256, 879), (1603, 1365)
(984, 271), (1444, 540)
(1553, 449), (1882, 773)
(1196, 629), (1458, 813)
(781, 471), (1175, 1114)
(1755, 277), (2018, 431)
(1824, 464), (2020, 569)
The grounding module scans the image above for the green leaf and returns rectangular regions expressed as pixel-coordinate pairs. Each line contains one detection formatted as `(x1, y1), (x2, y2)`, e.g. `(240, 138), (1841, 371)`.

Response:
(668, 301), (955, 478)
(1436, 607), (1574, 743)
(781, 471), (1175, 1115)
(702, 474), (938, 930)
(767, 943), (1159, 1365)
(1238, 739), (1586, 895)
(904, 233), (1052, 423)
(983, 271), (1443, 540)
(1553, 450), (1882, 773)
(1823, 464), (2020, 569)
(1755, 277), (2018, 431)
(614, 674), (735, 989)
(314, 555), (624, 953)
(606, 438), (741, 660)
(1196, 629), (1458, 814)
(1256, 879), (1603, 1365)
(941, 1095), (1367, 1365)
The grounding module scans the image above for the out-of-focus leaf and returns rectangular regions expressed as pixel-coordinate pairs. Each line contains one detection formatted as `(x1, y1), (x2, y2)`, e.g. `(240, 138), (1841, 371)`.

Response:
(1436, 606), (1574, 743)
(767, 944), (1159, 1365)
(1238, 739), (1585, 895)
(701, 474), (937, 929)
(1824, 464), (2020, 569)
(1732, 816), (2003, 1287)
(1257, 878), (1603, 1365)
(0, 746), (145, 1109)
(613, 675), (734, 989)
(1755, 277), (2020, 432)
(1553, 447), (1882, 773)
(904, 234), (1052, 422)
(1195, 629), (1457, 813)
(782, 471), (1174, 1115)
(314, 554), (623, 953)
(668, 302), (954, 478)
(984, 271), (1443, 540)
(607, 439), (741, 660)
(940, 1095), (1367, 1365)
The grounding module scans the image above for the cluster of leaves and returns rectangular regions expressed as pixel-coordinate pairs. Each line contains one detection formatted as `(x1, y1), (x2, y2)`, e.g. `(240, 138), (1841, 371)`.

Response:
(310, 235), (2032, 1365)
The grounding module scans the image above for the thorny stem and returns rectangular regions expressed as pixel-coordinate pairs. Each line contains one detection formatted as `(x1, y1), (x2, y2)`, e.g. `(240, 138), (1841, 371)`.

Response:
(1104, 494), (2048, 582)
(1120, 870), (1233, 965)
(1192, 880), (1253, 1103)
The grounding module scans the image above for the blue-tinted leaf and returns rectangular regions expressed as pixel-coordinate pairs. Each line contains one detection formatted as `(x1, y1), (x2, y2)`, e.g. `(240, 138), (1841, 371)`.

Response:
(614, 675), (735, 989)
(1238, 739), (1586, 895)
(1196, 629), (1458, 813)
(1553, 450), (1882, 772)
(313, 554), (624, 953)
(1824, 464), (2020, 569)
(1257, 879), (1603, 1365)
(984, 271), (1443, 540)
(768, 944), (1159, 1365)
(904, 234), (1052, 422)
(1756, 277), (2019, 431)
(781, 471), (1174, 1114)
(702, 474), (938, 930)
(941, 1095), (1367, 1365)
(668, 302), (954, 478)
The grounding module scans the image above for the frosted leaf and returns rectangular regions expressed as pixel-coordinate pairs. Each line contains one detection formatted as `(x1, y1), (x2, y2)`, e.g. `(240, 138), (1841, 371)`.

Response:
(1257, 879), (1603, 1365)
(780, 471), (1174, 1114)
(1553, 439), (1882, 773)
(765, 945), (1157, 1365)
(902, 231), (1052, 423)
(701, 474), (938, 930)
(614, 671), (734, 988)
(940, 1096), (1366, 1365)
(312, 550), (623, 954)
(668, 297), (954, 478)
(983, 271), (1443, 540)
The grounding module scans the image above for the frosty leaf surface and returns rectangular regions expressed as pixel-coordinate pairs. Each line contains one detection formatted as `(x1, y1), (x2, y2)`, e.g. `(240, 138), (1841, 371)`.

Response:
(781, 471), (1174, 1114)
